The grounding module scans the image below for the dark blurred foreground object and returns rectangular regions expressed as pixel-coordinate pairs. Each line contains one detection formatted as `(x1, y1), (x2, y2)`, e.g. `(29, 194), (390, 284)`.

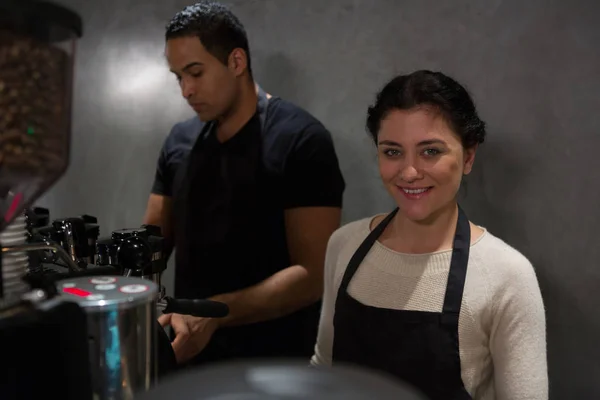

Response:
(138, 360), (429, 400)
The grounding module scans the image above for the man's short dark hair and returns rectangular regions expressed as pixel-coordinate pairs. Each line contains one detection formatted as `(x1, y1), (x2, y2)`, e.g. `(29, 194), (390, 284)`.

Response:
(166, 1), (252, 76)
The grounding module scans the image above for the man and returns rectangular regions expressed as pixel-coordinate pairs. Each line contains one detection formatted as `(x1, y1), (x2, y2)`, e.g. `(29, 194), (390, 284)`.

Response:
(144, 1), (345, 366)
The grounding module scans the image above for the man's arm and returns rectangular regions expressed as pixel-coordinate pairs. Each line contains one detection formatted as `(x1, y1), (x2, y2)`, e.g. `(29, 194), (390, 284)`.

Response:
(211, 121), (345, 327)
(159, 121), (345, 364)
(143, 194), (174, 260)
(211, 206), (341, 328)
(144, 127), (179, 260)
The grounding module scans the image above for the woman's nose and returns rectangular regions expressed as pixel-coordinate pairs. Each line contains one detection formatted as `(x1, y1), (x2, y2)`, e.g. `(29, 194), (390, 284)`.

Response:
(400, 165), (420, 182)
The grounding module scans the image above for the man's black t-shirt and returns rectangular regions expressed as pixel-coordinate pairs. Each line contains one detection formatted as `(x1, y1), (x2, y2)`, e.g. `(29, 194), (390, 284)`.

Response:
(151, 95), (345, 361)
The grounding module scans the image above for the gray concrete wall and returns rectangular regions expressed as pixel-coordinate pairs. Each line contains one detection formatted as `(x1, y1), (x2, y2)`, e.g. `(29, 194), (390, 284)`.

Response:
(40, 1), (600, 398)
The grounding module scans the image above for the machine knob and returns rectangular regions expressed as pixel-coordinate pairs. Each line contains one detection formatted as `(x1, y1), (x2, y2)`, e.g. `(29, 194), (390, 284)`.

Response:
(117, 236), (152, 272)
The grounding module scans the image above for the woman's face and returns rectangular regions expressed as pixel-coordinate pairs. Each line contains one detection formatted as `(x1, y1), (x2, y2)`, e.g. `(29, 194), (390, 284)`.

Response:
(377, 107), (476, 223)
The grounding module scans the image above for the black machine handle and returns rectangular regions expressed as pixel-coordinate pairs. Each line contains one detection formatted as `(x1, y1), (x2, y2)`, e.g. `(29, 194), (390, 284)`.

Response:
(159, 296), (229, 318)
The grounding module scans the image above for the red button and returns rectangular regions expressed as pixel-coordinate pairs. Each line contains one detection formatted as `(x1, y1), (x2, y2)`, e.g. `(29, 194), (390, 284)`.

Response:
(63, 287), (92, 297)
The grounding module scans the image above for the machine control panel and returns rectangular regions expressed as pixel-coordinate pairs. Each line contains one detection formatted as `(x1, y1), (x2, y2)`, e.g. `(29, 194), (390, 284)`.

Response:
(57, 275), (158, 309)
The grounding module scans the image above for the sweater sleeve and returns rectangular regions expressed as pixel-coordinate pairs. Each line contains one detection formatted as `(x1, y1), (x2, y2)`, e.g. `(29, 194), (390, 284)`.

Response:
(489, 258), (548, 400)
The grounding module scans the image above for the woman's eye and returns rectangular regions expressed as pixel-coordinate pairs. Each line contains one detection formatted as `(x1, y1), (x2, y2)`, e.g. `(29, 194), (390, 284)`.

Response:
(423, 148), (442, 157)
(383, 149), (401, 157)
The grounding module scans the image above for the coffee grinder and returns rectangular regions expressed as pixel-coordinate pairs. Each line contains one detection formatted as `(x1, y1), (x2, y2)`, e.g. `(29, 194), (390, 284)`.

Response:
(0, 1), (93, 399)
(0, 3), (181, 396)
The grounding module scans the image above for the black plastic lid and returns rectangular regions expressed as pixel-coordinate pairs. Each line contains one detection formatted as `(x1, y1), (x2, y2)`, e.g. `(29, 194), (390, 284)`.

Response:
(112, 228), (148, 241)
(137, 361), (428, 400)
(0, 0), (83, 42)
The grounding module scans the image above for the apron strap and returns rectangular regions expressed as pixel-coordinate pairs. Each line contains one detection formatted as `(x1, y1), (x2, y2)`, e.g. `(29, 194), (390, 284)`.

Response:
(196, 85), (269, 143)
(335, 205), (471, 325)
(441, 206), (471, 323)
(338, 208), (399, 293)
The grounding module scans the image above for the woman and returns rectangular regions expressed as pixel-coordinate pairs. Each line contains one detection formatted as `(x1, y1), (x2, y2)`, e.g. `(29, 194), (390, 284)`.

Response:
(311, 70), (548, 400)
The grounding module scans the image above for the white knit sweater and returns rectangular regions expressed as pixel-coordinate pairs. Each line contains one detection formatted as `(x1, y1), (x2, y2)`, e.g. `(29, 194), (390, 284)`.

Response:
(311, 216), (548, 400)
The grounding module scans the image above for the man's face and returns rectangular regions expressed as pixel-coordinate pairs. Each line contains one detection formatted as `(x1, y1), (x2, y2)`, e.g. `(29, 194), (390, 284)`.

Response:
(166, 36), (238, 121)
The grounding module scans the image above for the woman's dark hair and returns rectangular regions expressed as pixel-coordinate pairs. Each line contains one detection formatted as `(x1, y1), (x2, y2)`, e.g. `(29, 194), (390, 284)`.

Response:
(366, 70), (486, 148)
(166, 1), (252, 76)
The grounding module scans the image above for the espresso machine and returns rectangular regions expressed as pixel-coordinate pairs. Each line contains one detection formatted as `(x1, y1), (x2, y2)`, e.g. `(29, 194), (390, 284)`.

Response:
(40, 213), (100, 267)
(13, 206), (231, 396)
(24, 208), (117, 280)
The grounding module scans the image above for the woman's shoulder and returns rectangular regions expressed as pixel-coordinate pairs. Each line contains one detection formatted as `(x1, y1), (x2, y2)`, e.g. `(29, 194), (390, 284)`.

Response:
(470, 229), (546, 339)
(472, 229), (537, 280)
(330, 216), (373, 241)
(327, 214), (383, 251)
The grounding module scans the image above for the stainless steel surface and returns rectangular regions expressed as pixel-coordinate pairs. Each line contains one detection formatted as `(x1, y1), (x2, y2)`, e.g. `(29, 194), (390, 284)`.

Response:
(58, 275), (159, 399)
(21, 289), (47, 303)
(142, 273), (161, 287)
(88, 236), (97, 264)
(142, 274), (165, 302)
(0, 214), (30, 305)
(156, 299), (167, 313)
(121, 271), (164, 300)
(2, 241), (84, 272)
(52, 218), (92, 267)
(63, 220), (78, 262)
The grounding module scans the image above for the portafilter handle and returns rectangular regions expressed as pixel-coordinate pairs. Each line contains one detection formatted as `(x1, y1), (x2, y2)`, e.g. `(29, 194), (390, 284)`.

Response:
(157, 296), (229, 318)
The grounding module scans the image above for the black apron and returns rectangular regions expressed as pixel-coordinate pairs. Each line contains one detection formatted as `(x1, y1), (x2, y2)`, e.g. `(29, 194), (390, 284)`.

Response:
(171, 88), (295, 363)
(332, 206), (472, 400)
(172, 87), (270, 300)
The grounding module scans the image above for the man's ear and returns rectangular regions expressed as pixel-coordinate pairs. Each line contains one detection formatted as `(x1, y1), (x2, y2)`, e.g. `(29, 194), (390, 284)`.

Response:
(228, 48), (248, 77)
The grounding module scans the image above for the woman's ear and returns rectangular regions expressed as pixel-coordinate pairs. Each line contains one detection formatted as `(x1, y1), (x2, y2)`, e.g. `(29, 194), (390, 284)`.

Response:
(463, 145), (477, 175)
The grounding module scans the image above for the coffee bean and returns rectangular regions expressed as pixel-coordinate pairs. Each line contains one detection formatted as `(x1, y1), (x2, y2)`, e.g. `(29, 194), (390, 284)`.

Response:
(0, 30), (70, 176)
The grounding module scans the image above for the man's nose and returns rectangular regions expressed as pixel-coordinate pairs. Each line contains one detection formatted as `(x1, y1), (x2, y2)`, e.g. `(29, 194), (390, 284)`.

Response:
(180, 77), (195, 99)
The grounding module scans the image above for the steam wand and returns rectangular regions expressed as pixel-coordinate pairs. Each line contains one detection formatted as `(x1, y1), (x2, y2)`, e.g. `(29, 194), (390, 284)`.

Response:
(2, 241), (85, 272)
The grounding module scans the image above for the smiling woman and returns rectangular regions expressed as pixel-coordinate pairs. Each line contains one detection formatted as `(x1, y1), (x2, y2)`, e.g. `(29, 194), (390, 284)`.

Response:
(368, 71), (485, 230)
(311, 70), (549, 400)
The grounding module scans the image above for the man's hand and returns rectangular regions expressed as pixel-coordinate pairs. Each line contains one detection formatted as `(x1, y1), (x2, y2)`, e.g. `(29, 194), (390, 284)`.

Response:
(210, 207), (341, 328)
(158, 313), (219, 364)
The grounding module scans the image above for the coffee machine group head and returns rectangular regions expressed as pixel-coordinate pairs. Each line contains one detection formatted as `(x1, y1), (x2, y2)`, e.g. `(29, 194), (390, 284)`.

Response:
(34, 214), (100, 267)
(96, 224), (167, 294)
